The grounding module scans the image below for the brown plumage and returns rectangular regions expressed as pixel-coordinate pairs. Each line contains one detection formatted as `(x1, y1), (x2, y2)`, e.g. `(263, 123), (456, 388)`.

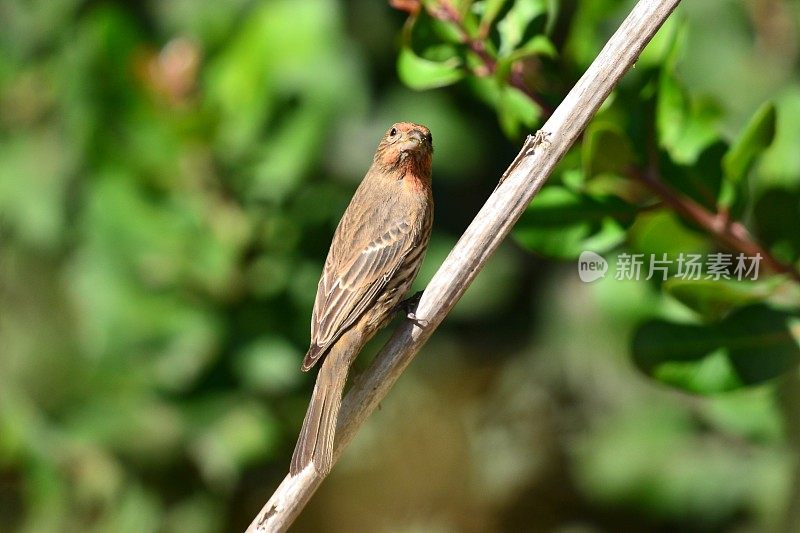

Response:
(290, 122), (434, 476)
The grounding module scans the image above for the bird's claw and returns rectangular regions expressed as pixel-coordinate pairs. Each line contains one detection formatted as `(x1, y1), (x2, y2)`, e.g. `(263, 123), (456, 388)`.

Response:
(406, 311), (429, 328)
(398, 290), (428, 328)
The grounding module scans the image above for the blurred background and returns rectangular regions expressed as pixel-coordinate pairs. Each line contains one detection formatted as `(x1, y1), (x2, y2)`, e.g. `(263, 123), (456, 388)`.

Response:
(2, 0), (800, 531)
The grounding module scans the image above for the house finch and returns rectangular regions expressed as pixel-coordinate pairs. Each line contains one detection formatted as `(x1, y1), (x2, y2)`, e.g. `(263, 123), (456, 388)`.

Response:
(290, 122), (434, 476)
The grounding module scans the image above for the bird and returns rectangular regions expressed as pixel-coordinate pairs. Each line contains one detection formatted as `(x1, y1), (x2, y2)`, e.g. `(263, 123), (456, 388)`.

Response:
(290, 122), (434, 476)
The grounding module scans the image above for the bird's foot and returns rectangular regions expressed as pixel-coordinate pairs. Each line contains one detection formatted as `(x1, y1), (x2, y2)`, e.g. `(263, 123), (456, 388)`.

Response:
(398, 291), (429, 328)
(407, 311), (429, 328)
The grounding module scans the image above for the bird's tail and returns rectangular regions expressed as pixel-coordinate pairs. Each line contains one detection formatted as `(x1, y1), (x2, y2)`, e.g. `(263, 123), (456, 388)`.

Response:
(290, 330), (363, 476)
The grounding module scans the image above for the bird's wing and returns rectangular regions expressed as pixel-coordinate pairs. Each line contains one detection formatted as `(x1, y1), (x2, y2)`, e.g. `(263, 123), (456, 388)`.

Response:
(303, 220), (414, 370)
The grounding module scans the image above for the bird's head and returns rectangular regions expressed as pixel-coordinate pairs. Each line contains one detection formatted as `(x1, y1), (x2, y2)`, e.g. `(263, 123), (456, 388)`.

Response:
(375, 122), (433, 169)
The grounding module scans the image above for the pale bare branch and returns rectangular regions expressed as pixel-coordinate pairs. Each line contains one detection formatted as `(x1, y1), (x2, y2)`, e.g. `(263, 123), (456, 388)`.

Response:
(245, 1), (682, 530)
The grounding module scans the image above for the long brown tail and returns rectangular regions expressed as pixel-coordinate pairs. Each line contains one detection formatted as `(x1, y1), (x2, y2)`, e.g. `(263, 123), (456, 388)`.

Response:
(290, 329), (363, 476)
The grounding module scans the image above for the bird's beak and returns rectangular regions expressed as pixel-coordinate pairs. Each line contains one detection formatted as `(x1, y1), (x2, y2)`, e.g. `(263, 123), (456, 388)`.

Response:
(399, 129), (428, 154)
(407, 129), (425, 145)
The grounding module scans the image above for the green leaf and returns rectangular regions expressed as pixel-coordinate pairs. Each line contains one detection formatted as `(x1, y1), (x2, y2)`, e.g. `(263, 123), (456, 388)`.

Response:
(655, 30), (723, 166)
(658, 141), (726, 211)
(637, 16), (680, 69)
(497, 84), (540, 138)
(397, 46), (465, 90)
(506, 34), (557, 61)
(514, 186), (636, 259)
(497, 0), (548, 57)
(664, 278), (780, 321)
(476, 0), (509, 36)
(758, 88), (800, 188)
(654, 351), (745, 394)
(495, 34), (557, 80)
(722, 102), (776, 184)
(657, 71), (722, 165)
(582, 122), (636, 179)
(561, 0), (626, 68)
(634, 320), (721, 374)
(718, 103), (776, 210)
(429, 18), (466, 45)
(628, 211), (709, 259)
(633, 305), (800, 394)
(421, 43), (462, 62)
(495, 35), (558, 84)
(722, 306), (800, 385)
(656, 67), (684, 144)
(753, 187), (800, 263)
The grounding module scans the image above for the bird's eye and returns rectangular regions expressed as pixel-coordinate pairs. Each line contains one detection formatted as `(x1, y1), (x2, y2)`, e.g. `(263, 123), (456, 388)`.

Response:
(389, 127), (397, 137)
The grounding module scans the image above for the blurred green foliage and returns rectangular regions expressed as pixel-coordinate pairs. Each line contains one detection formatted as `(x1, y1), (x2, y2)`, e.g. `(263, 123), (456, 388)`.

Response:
(2, 0), (800, 531)
(396, 0), (800, 530)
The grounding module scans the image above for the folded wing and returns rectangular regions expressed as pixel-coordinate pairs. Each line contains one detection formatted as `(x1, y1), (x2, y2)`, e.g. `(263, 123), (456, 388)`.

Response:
(302, 220), (413, 370)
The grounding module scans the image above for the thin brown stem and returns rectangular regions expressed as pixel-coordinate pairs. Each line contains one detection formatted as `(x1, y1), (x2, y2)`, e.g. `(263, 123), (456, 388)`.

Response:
(630, 164), (800, 282)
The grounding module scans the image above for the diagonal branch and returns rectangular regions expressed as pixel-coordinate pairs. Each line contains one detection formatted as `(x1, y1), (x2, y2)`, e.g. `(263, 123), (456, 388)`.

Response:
(245, 0), (682, 531)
